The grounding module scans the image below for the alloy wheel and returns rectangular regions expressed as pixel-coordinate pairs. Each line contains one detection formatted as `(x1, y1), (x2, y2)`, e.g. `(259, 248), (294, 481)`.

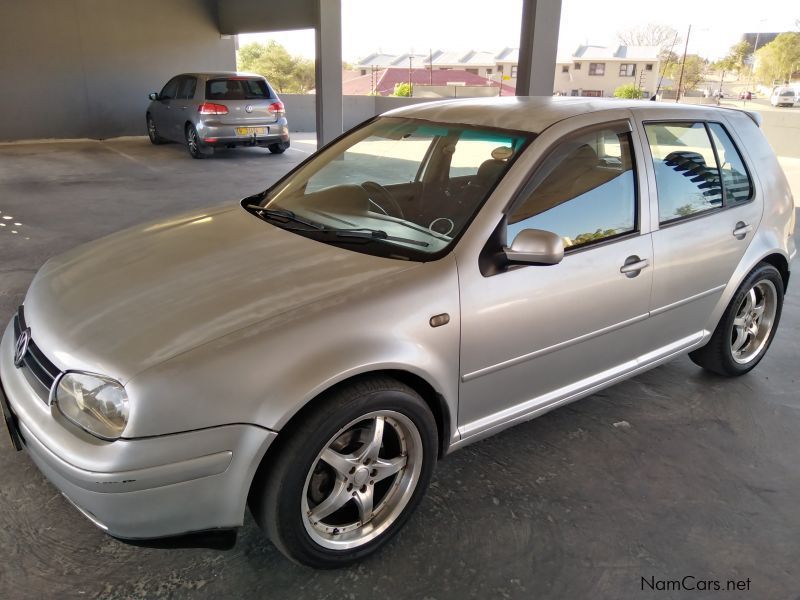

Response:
(731, 280), (778, 364)
(301, 410), (423, 550)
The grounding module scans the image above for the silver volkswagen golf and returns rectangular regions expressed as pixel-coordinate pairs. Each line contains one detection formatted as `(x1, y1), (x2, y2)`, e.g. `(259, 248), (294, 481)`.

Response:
(1, 98), (795, 568)
(146, 72), (290, 158)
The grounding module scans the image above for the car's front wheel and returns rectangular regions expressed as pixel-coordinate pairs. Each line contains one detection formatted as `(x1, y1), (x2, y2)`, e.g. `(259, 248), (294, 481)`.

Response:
(146, 115), (164, 145)
(690, 263), (784, 376)
(250, 376), (437, 568)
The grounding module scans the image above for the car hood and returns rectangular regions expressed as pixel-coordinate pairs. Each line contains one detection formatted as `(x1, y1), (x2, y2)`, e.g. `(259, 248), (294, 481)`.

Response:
(23, 204), (418, 382)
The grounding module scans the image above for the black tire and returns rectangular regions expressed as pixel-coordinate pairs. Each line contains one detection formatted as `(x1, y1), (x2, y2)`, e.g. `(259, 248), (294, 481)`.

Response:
(249, 375), (437, 568)
(689, 263), (784, 376)
(146, 114), (165, 145)
(268, 141), (289, 154)
(186, 124), (213, 159)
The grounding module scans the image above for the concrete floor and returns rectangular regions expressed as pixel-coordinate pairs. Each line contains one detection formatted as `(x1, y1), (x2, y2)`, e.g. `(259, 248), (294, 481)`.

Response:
(1, 134), (799, 599)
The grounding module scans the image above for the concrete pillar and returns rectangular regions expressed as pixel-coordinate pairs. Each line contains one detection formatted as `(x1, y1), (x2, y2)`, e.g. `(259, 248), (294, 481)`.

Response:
(515, 0), (562, 96)
(314, 0), (342, 147)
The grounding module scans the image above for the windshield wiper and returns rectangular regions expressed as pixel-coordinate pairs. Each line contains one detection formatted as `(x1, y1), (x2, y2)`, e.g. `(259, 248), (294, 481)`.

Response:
(332, 228), (429, 247)
(246, 205), (324, 230)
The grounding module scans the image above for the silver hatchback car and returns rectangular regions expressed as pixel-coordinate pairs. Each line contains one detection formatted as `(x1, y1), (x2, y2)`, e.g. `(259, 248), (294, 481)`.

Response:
(146, 72), (290, 158)
(1, 98), (795, 568)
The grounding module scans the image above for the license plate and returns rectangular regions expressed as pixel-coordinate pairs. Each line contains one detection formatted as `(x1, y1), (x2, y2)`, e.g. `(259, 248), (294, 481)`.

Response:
(235, 127), (267, 136)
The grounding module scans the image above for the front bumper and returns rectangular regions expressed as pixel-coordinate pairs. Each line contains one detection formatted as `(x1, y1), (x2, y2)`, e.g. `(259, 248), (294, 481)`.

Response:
(0, 321), (276, 539)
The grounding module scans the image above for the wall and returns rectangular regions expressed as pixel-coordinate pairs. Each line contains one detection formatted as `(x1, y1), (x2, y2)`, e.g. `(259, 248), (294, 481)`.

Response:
(281, 95), (433, 133)
(0, 0), (235, 141)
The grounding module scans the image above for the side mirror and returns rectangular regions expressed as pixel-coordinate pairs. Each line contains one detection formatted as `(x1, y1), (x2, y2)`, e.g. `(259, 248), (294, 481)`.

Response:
(148, 92), (159, 101)
(503, 228), (564, 265)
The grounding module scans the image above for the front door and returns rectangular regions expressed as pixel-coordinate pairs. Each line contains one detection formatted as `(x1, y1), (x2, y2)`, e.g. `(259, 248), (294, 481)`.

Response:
(457, 120), (654, 442)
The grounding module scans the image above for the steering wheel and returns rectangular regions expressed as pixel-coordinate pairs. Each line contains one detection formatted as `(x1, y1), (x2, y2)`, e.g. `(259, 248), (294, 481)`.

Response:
(361, 181), (404, 219)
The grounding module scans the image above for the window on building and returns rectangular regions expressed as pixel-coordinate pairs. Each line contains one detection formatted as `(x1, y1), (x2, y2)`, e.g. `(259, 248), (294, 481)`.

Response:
(580, 90), (602, 97)
(570, 89), (580, 96)
(619, 63), (636, 77)
(644, 122), (724, 223)
(561, 65), (569, 73)
(510, 65), (518, 78)
(486, 68), (493, 75)
(360, 69), (367, 76)
(646, 64), (654, 71)
(574, 62), (581, 70)
(508, 125), (637, 250)
(589, 63), (605, 76)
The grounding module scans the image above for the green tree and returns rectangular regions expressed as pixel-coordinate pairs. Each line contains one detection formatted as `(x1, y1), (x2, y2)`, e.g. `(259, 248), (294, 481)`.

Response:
(392, 82), (412, 97)
(727, 40), (753, 73)
(755, 32), (800, 84)
(613, 83), (644, 99)
(665, 55), (708, 95)
(237, 41), (315, 93)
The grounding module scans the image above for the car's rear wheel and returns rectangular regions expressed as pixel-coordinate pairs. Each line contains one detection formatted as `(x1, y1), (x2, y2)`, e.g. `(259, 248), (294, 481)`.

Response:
(268, 141), (289, 154)
(146, 115), (164, 145)
(249, 376), (437, 568)
(689, 263), (784, 376)
(186, 124), (213, 159)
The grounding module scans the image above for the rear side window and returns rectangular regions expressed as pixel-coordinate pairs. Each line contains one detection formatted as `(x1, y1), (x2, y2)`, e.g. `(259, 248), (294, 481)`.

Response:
(159, 77), (180, 100)
(205, 78), (274, 100)
(707, 123), (753, 204)
(644, 122), (723, 223)
(176, 76), (197, 100)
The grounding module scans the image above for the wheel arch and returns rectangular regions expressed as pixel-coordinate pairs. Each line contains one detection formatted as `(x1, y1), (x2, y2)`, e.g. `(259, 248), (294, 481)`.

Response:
(246, 369), (453, 508)
(761, 252), (790, 292)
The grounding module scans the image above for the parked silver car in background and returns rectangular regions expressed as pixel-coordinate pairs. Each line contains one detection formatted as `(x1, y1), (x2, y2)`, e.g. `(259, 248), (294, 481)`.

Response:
(146, 72), (290, 158)
(1, 97), (795, 568)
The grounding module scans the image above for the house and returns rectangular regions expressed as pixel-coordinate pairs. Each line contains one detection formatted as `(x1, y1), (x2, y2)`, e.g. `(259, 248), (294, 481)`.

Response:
(353, 45), (662, 98)
(554, 45), (661, 98)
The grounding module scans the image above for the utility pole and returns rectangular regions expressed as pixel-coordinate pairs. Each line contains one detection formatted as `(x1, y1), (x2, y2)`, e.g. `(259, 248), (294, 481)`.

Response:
(429, 48), (433, 85)
(676, 24), (692, 102)
(655, 31), (680, 100)
(408, 55), (413, 97)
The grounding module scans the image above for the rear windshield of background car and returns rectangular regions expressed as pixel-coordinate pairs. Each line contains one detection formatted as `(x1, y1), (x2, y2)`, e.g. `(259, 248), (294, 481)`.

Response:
(205, 78), (274, 100)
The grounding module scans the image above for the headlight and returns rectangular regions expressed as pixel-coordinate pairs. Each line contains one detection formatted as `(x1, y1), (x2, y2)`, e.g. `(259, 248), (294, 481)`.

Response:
(53, 372), (129, 440)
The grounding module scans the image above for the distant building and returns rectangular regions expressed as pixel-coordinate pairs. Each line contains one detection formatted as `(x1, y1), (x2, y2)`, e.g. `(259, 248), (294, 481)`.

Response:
(341, 67), (514, 96)
(554, 45), (661, 98)
(353, 45), (662, 97)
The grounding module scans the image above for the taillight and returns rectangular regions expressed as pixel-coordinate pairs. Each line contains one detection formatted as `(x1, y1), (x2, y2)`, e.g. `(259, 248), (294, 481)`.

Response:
(268, 101), (285, 116)
(198, 102), (228, 115)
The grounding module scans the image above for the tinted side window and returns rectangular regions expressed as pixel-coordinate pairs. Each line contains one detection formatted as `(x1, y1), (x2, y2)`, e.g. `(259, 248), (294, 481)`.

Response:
(707, 123), (753, 204)
(644, 122), (723, 223)
(159, 77), (180, 100)
(177, 76), (197, 100)
(508, 127), (637, 249)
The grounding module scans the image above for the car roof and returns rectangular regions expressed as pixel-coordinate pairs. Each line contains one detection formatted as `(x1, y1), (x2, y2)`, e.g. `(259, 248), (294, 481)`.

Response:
(177, 72), (266, 79)
(382, 96), (759, 134)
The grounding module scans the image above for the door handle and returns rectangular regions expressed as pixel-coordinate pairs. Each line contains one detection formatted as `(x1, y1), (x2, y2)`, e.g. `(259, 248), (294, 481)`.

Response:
(733, 221), (752, 239)
(620, 256), (649, 278)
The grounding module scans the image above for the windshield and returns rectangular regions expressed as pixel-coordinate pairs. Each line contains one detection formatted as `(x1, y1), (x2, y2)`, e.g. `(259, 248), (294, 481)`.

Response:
(249, 117), (533, 261)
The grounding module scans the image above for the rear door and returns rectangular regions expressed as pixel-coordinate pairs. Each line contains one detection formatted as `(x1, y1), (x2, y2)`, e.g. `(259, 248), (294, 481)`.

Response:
(637, 116), (762, 350)
(204, 77), (280, 126)
(172, 75), (198, 137)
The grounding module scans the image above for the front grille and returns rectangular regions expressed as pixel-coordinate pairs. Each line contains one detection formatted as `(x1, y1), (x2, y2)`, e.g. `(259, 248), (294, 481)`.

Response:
(12, 306), (62, 398)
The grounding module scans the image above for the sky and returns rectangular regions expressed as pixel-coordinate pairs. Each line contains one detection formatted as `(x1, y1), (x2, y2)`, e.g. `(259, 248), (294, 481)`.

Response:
(238, 0), (798, 62)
